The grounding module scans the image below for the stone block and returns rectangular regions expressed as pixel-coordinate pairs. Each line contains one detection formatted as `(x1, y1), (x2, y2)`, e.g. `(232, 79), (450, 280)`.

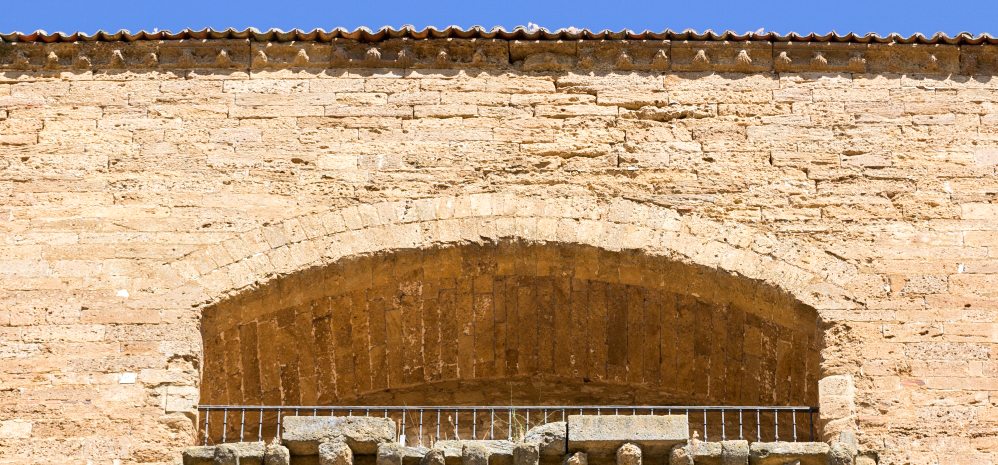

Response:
(567, 415), (689, 456)
(616, 443), (641, 465)
(264, 443), (290, 465)
(182, 446), (215, 465)
(378, 443), (404, 465)
(399, 445), (432, 465)
(213, 442), (266, 465)
(720, 441), (749, 465)
(513, 443), (539, 465)
(668, 444), (693, 465)
(282, 416), (396, 455)
(748, 442), (830, 465)
(320, 440), (354, 465)
(523, 422), (566, 457)
(463, 443), (489, 465)
(435, 440), (515, 465)
(422, 448), (447, 465)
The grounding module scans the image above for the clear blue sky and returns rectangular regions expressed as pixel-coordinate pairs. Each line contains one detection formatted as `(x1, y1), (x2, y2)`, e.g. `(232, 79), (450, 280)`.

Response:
(1, 0), (995, 36)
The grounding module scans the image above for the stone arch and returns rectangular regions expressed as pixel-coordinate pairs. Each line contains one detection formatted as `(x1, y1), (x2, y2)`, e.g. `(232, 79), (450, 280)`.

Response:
(167, 193), (862, 442)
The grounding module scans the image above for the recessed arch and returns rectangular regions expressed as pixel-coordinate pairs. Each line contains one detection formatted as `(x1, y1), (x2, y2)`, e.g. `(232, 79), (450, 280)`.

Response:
(168, 193), (862, 443)
(200, 240), (822, 408)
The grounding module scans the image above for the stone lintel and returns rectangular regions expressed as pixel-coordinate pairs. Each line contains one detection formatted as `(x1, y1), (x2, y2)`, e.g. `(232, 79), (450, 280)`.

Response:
(748, 442), (831, 465)
(281, 416), (396, 455)
(567, 415), (689, 457)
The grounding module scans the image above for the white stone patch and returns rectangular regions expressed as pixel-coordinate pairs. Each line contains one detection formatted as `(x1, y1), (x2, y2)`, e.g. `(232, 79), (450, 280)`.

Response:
(116, 289), (129, 298)
(119, 372), (137, 384)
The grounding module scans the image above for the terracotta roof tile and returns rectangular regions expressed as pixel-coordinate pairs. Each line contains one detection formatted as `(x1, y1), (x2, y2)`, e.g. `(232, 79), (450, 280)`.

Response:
(1, 26), (995, 44)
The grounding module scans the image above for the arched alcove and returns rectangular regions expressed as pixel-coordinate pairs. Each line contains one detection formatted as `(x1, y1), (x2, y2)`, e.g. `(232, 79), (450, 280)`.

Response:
(200, 241), (821, 410)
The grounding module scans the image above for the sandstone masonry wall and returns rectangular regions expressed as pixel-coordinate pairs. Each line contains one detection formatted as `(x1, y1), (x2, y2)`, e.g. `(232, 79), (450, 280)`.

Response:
(0, 39), (996, 465)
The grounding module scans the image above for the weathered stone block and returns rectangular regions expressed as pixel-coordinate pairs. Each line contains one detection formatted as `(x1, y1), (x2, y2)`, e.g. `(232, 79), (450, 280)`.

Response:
(616, 443), (641, 465)
(523, 422), (566, 456)
(282, 416), (396, 455)
(567, 415), (689, 456)
(378, 443), (404, 465)
(320, 440), (354, 465)
(463, 443), (489, 465)
(213, 442), (266, 465)
(720, 441), (749, 465)
(422, 448), (446, 465)
(748, 442), (830, 465)
(435, 440), (515, 465)
(264, 443), (290, 465)
(513, 443), (539, 465)
(182, 446), (215, 465)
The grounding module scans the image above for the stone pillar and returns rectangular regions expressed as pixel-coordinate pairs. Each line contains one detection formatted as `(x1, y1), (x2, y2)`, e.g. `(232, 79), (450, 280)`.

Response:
(514, 443), (540, 465)
(463, 443), (489, 465)
(819, 374), (857, 442)
(719, 440), (748, 465)
(616, 443), (641, 465)
(320, 441), (354, 465)
(264, 442), (291, 465)
(378, 443), (404, 465)
(565, 452), (587, 465)
(422, 448), (446, 465)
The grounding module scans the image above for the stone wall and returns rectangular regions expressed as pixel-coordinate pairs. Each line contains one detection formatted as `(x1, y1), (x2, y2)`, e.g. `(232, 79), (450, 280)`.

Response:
(0, 37), (996, 465)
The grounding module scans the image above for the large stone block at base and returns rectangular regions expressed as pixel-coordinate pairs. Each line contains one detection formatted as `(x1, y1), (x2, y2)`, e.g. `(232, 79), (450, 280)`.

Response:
(183, 443), (271, 465)
(748, 442), (830, 465)
(282, 416), (396, 455)
(567, 415), (689, 456)
(434, 440), (516, 465)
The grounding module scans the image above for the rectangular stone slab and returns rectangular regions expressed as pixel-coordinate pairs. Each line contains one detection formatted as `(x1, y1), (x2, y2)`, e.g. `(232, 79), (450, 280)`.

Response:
(567, 415), (689, 456)
(749, 442), (830, 465)
(282, 416), (396, 455)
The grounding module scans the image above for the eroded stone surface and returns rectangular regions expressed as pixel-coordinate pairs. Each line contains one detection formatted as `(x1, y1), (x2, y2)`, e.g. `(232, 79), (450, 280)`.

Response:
(616, 443), (641, 465)
(748, 442), (830, 465)
(568, 415), (689, 455)
(320, 441), (354, 465)
(523, 422), (567, 457)
(282, 416), (395, 455)
(513, 443), (540, 465)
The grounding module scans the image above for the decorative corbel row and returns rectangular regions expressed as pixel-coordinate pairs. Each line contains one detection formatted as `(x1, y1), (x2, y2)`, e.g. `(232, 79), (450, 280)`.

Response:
(0, 40), (991, 74)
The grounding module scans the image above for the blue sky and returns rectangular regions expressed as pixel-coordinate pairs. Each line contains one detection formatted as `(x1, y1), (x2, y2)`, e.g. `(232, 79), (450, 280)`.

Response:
(1, 0), (995, 36)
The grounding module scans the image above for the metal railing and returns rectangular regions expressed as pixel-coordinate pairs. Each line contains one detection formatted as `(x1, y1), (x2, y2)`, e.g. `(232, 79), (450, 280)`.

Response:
(196, 405), (819, 447)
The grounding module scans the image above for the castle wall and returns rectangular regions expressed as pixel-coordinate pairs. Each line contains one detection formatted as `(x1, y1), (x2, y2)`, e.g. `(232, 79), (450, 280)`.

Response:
(0, 38), (996, 464)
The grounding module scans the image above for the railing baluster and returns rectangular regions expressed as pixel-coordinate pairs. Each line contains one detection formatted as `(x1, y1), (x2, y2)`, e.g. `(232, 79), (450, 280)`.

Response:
(792, 410), (798, 442)
(258, 408), (263, 441)
(721, 409), (726, 441)
(203, 408), (210, 446)
(756, 409), (761, 442)
(221, 408), (228, 443)
(702, 409), (707, 441)
(490, 409), (495, 440)
(419, 409), (424, 446)
(738, 409), (743, 440)
(240, 408), (246, 442)
(276, 409), (283, 442)
(774, 409), (779, 441)
(436, 410), (441, 442)
(507, 407), (513, 441)
(401, 409), (407, 445)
